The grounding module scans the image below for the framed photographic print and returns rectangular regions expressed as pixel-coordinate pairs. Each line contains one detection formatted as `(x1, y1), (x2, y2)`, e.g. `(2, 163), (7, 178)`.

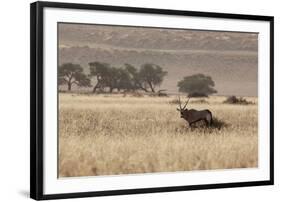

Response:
(30, 1), (274, 200)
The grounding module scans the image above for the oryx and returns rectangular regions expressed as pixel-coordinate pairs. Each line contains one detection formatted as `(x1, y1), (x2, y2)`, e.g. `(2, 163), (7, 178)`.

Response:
(177, 96), (213, 127)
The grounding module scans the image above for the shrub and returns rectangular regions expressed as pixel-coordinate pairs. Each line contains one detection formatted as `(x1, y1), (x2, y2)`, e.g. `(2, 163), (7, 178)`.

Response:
(188, 92), (209, 98)
(223, 96), (253, 105)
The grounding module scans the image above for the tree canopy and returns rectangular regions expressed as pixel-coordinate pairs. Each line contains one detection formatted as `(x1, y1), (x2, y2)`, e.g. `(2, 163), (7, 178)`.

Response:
(88, 62), (123, 93)
(177, 74), (217, 96)
(88, 62), (167, 93)
(58, 63), (91, 91)
(138, 63), (167, 93)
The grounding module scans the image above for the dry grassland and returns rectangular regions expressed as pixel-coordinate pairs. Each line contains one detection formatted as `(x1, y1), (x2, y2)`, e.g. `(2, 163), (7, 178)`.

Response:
(59, 94), (258, 177)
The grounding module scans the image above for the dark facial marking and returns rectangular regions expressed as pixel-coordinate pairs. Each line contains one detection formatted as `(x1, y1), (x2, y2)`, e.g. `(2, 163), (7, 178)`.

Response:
(180, 111), (184, 118)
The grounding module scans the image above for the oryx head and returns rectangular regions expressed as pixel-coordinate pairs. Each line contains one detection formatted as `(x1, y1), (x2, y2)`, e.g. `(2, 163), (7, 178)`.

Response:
(176, 96), (190, 118)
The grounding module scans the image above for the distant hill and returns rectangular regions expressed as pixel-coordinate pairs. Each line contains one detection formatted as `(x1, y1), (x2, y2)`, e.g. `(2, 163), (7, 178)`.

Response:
(58, 23), (258, 96)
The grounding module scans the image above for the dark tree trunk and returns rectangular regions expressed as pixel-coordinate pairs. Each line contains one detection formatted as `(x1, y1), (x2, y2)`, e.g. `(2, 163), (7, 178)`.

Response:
(148, 82), (155, 93)
(141, 87), (148, 92)
(67, 81), (72, 91)
(92, 81), (100, 93)
(136, 83), (148, 92)
(92, 85), (98, 93)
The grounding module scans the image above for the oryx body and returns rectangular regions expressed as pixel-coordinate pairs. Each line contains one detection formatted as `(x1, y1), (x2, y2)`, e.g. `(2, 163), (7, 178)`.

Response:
(180, 109), (212, 126)
(177, 97), (213, 127)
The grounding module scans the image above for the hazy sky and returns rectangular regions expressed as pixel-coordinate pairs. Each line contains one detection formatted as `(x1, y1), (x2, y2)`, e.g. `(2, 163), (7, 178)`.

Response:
(58, 23), (258, 96)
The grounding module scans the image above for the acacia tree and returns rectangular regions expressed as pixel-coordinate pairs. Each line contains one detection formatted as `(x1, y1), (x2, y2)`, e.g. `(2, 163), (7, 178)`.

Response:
(177, 73), (217, 96)
(115, 67), (134, 92)
(124, 63), (147, 92)
(88, 62), (112, 93)
(89, 62), (167, 93)
(138, 63), (167, 92)
(89, 62), (136, 93)
(107, 67), (122, 93)
(58, 63), (91, 91)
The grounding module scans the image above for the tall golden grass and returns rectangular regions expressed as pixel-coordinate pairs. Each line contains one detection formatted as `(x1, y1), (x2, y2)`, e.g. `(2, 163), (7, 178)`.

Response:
(59, 94), (258, 177)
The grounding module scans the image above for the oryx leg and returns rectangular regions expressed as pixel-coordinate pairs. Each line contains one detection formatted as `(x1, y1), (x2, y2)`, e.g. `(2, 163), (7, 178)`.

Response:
(205, 113), (212, 126)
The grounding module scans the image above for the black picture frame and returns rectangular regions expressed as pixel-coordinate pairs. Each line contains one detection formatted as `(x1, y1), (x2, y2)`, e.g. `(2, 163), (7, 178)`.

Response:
(30, 1), (274, 200)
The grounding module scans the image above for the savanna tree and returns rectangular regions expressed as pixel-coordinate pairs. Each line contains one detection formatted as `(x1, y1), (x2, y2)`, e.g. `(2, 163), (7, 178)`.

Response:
(138, 63), (167, 92)
(177, 73), (217, 96)
(58, 63), (91, 91)
(89, 62), (167, 93)
(115, 67), (134, 92)
(123, 63), (146, 92)
(88, 62), (112, 93)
